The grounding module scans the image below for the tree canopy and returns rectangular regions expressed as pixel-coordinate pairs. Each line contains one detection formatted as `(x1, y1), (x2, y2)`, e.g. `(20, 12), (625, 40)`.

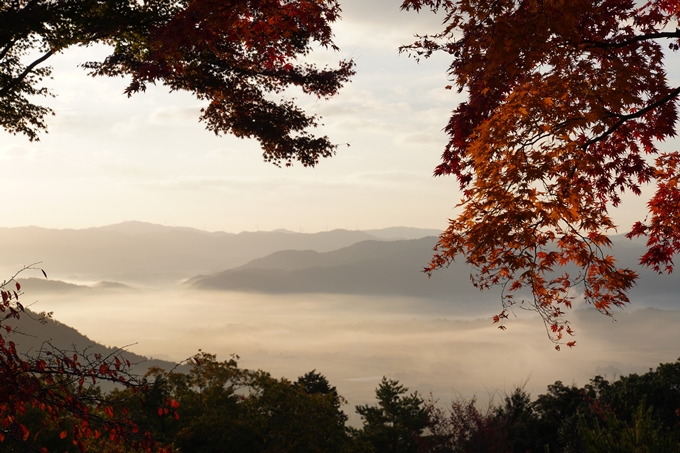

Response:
(0, 0), (354, 166)
(401, 0), (680, 347)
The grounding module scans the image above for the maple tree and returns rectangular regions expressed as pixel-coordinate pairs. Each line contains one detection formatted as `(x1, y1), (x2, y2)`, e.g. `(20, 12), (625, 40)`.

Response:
(422, 394), (509, 453)
(401, 0), (680, 346)
(1, 0), (353, 166)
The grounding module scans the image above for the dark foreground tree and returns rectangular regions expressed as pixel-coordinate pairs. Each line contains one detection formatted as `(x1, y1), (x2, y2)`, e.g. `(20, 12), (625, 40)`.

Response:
(579, 403), (679, 453)
(1, 0), (354, 166)
(422, 394), (508, 453)
(106, 353), (351, 453)
(353, 377), (428, 453)
(421, 359), (680, 452)
(401, 0), (680, 347)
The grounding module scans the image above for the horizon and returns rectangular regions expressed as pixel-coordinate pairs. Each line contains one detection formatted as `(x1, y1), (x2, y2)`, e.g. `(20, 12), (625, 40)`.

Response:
(0, 219), (443, 235)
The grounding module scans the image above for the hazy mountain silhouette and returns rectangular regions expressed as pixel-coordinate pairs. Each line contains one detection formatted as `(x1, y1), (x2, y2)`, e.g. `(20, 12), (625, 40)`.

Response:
(3, 221), (676, 308)
(0, 222), (435, 285)
(94, 220), (218, 236)
(362, 227), (441, 240)
(191, 237), (485, 300)
(16, 278), (139, 294)
(190, 235), (680, 309)
(606, 235), (680, 308)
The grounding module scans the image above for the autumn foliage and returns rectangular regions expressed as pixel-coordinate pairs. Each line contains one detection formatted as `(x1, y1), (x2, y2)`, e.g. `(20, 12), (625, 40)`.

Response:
(401, 0), (680, 346)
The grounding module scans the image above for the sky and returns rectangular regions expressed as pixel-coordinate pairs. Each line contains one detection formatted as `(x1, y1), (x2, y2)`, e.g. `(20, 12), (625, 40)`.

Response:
(0, 0), (670, 233)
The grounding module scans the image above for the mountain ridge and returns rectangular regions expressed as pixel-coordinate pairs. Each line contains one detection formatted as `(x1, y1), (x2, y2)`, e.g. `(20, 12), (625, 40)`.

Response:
(190, 235), (680, 309)
(191, 237), (487, 301)
(0, 222), (441, 286)
(5, 308), (186, 385)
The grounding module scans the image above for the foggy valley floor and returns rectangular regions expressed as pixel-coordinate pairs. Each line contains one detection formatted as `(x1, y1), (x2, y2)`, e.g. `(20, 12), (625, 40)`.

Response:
(18, 288), (680, 425)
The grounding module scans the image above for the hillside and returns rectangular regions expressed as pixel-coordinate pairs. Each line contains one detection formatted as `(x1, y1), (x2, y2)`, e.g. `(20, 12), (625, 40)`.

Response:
(4, 309), (185, 382)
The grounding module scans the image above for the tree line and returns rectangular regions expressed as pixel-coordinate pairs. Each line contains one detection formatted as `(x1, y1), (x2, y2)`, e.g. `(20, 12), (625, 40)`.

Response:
(6, 350), (680, 453)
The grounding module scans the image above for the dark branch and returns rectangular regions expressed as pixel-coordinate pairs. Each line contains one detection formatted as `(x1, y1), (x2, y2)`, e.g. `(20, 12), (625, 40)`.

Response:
(581, 30), (680, 49)
(0, 38), (17, 63)
(0, 48), (55, 97)
(582, 86), (680, 149)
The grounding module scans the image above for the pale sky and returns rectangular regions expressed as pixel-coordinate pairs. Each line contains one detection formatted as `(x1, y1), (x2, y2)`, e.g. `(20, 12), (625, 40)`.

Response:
(0, 0), (665, 233)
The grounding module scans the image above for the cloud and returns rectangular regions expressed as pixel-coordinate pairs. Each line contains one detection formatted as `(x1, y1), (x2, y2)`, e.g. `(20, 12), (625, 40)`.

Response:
(309, 87), (413, 118)
(130, 177), (255, 192)
(344, 376), (384, 382)
(33, 288), (680, 417)
(0, 144), (31, 160)
(335, 0), (445, 51)
(393, 131), (447, 146)
(148, 106), (202, 125)
(354, 171), (423, 184)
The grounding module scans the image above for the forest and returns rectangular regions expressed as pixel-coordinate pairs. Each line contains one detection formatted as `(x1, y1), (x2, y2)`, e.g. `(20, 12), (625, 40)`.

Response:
(3, 351), (680, 453)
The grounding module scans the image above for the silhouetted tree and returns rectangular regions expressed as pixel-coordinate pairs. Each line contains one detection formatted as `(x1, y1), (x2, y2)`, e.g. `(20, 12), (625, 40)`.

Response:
(354, 377), (428, 453)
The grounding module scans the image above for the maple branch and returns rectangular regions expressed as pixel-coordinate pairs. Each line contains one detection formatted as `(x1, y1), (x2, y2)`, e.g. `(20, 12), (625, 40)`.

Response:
(0, 48), (55, 97)
(0, 430), (45, 453)
(581, 30), (680, 50)
(582, 86), (680, 149)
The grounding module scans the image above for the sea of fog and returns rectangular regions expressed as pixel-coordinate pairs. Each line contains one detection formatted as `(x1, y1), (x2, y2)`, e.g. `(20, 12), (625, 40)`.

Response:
(24, 289), (680, 424)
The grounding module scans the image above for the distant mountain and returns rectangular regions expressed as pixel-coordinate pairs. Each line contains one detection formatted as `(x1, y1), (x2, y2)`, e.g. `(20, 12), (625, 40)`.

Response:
(191, 237), (488, 301)
(16, 277), (94, 294)
(0, 222), (444, 286)
(92, 281), (139, 292)
(362, 227), (441, 240)
(191, 235), (680, 309)
(14, 278), (139, 294)
(0, 222), (381, 285)
(94, 220), (218, 236)
(606, 235), (680, 308)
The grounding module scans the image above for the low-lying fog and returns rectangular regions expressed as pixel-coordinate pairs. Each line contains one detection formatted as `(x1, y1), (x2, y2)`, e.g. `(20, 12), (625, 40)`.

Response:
(24, 288), (680, 424)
